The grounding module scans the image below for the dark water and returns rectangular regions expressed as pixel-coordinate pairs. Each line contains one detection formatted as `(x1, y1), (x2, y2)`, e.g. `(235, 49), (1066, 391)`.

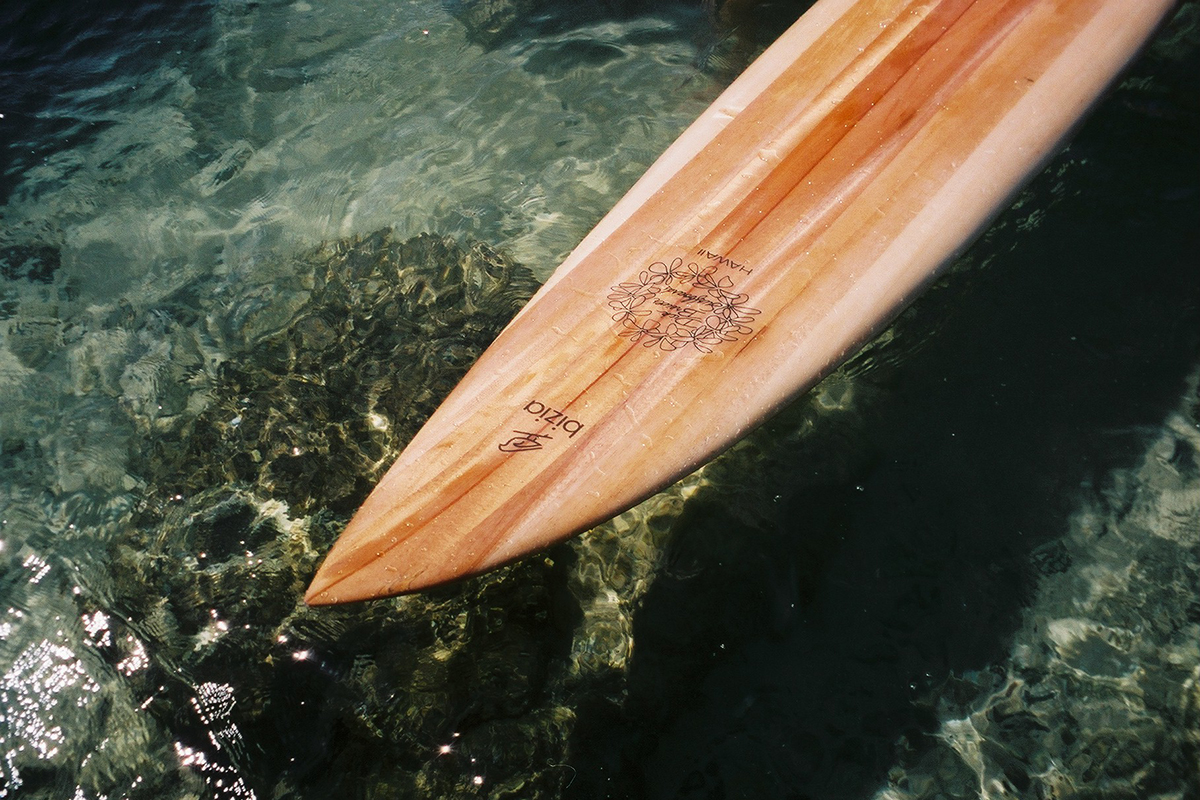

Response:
(1, 1), (1198, 799)
(0, 0), (216, 204)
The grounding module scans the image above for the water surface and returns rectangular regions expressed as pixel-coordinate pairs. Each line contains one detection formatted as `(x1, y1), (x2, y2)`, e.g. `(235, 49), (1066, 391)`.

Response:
(1, 1), (1198, 798)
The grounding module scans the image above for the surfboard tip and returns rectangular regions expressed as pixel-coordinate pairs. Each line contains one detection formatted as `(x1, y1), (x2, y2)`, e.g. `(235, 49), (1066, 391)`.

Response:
(303, 547), (393, 606)
(303, 566), (346, 606)
(302, 530), (452, 606)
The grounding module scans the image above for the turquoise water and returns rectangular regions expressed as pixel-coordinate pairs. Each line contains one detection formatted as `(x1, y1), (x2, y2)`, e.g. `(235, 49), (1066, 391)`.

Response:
(1, 1), (1198, 798)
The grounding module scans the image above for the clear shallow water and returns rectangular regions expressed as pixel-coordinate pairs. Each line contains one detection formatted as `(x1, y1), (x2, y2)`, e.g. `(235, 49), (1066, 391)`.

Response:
(1, 1), (1198, 799)
(1, 0), (724, 302)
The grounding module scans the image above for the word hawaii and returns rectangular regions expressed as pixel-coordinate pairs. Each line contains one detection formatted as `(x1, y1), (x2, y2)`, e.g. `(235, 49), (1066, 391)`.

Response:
(696, 247), (752, 274)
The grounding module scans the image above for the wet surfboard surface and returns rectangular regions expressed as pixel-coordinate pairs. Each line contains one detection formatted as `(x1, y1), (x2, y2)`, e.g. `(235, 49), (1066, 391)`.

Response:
(306, 0), (1177, 604)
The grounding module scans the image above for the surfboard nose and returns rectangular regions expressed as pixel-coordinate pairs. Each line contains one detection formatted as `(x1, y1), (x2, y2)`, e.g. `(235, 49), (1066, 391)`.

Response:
(304, 536), (421, 605)
(304, 564), (349, 606)
(304, 548), (413, 606)
(304, 500), (497, 604)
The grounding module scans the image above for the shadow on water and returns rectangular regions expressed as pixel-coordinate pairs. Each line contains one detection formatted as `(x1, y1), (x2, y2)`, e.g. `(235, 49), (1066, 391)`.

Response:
(446, 0), (816, 65)
(564, 19), (1200, 799)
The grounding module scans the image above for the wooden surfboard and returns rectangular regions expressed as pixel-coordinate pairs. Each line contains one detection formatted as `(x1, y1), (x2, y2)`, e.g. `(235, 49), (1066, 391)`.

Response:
(305, 0), (1177, 605)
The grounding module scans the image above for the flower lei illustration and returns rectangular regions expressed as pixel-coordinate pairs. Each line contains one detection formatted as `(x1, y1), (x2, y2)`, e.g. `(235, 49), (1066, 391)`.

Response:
(606, 257), (760, 353)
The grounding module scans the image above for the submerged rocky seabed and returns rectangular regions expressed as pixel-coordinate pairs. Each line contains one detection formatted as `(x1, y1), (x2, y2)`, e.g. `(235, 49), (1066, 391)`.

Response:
(0, 224), (1197, 799)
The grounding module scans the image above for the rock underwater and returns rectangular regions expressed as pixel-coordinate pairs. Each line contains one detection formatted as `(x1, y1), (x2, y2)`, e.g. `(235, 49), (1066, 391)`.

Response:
(2, 226), (770, 799)
(3, 230), (605, 799)
(2, 209), (1198, 799)
(130, 230), (539, 518)
(95, 231), (597, 799)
